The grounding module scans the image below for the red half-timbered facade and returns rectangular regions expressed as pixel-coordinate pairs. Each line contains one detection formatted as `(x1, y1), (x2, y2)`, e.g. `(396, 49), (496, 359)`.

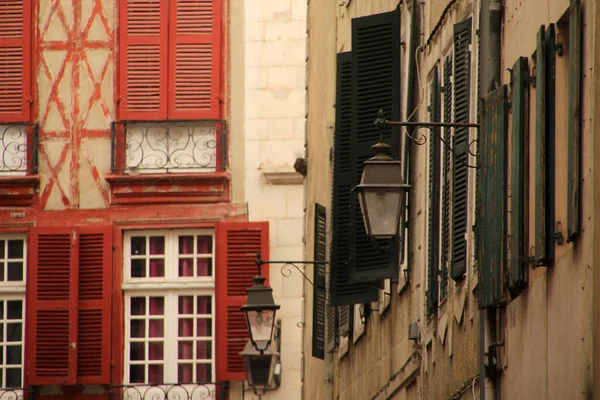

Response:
(0, 1), (260, 399)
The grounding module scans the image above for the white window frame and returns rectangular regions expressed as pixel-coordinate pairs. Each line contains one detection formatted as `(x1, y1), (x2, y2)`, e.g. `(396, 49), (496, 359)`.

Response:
(0, 234), (26, 391)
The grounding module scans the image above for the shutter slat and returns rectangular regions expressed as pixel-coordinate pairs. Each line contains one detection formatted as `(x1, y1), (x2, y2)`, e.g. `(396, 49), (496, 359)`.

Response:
(451, 18), (472, 281)
(216, 222), (269, 381)
(440, 56), (452, 301)
(330, 52), (378, 306)
(312, 204), (327, 359)
(350, 8), (401, 283)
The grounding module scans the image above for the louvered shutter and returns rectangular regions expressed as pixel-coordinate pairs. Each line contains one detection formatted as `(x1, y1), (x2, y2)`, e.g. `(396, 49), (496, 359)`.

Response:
(534, 24), (556, 265)
(0, 0), (31, 122)
(451, 19), (472, 281)
(325, 305), (337, 352)
(338, 305), (351, 337)
(508, 57), (528, 298)
(27, 229), (77, 385)
(567, 0), (582, 241)
(440, 56), (452, 301)
(330, 52), (378, 306)
(350, 9), (401, 283)
(478, 86), (507, 309)
(427, 67), (441, 317)
(169, 0), (222, 119)
(77, 226), (112, 384)
(216, 222), (269, 381)
(119, 0), (168, 120)
(312, 204), (327, 359)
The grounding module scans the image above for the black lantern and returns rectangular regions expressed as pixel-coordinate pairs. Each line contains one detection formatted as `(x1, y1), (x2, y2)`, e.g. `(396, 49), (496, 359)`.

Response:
(240, 340), (279, 395)
(353, 141), (410, 239)
(240, 272), (281, 353)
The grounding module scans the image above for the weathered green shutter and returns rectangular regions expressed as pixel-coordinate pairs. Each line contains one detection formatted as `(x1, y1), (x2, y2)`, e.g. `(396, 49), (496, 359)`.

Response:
(534, 24), (557, 266)
(451, 19), (472, 281)
(338, 305), (352, 337)
(440, 56), (453, 302)
(350, 9), (401, 283)
(508, 57), (529, 298)
(330, 52), (378, 306)
(312, 204), (327, 359)
(478, 86), (508, 309)
(325, 304), (337, 352)
(567, 0), (582, 241)
(427, 66), (441, 317)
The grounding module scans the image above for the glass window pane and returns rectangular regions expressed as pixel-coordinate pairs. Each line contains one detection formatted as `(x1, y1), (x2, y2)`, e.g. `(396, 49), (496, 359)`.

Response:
(0, 300), (4, 319)
(148, 342), (164, 361)
(7, 301), (22, 320)
(129, 342), (145, 361)
(197, 236), (212, 254)
(178, 319), (193, 337)
(178, 364), (193, 384)
(0, 240), (5, 258)
(0, 322), (4, 341)
(196, 363), (211, 382)
(130, 297), (146, 315)
(197, 296), (212, 315)
(149, 297), (164, 315)
(7, 323), (21, 342)
(6, 345), (21, 365)
(197, 258), (212, 277)
(178, 341), (193, 360)
(6, 367), (21, 388)
(149, 236), (164, 255)
(129, 364), (145, 383)
(130, 320), (145, 338)
(148, 364), (163, 384)
(149, 259), (164, 277)
(178, 296), (193, 315)
(178, 258), (194, 277)
(7, 240), (23, 259)
(131, 237), (146, 256)
(179, 236), (194, 255)
(0, 346), (3, 363)
(196, 341), (212, 360)
(149, 320), (164, 338)
(197, 319), (212, 337)
(131, 259), (145, 278)
(0, 262), (4, 281)
(7, 262), (23, 281)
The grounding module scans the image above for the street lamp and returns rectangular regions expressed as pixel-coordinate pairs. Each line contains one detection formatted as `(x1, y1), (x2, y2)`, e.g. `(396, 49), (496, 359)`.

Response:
(353, 140), (410, 239)
(240, 340), (279, 396)
(240, 265), (281, 353)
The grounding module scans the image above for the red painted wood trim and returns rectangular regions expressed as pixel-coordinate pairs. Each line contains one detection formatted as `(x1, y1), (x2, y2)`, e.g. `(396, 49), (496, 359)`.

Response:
(0, 175), (40, 207)
(111, 225), (124, 387)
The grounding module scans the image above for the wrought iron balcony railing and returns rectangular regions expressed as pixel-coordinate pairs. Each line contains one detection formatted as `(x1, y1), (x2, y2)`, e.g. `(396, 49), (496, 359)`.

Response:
(0, 124), (38, 175)
(111, 120), (227, 174)
(109, 383), (228, 400)
(0, 387), (37, 400)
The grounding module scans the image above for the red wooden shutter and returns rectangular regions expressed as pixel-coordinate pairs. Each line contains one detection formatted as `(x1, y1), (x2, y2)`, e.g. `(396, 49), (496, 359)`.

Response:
(168, 0), (222, 119)
(119, 0), (168, 120)
(27, 228), (77, 385)
(0, 0), (31, 122)
(216, 222), (269, 382)
(76, 226), (112, 384)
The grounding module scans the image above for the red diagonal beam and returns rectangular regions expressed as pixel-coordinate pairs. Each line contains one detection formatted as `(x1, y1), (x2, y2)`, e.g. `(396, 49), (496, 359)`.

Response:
(39, 143), (71, 208)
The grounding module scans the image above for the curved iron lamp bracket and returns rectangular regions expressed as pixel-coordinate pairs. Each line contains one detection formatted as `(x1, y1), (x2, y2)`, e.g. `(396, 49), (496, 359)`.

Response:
(255, 252), (328, 287)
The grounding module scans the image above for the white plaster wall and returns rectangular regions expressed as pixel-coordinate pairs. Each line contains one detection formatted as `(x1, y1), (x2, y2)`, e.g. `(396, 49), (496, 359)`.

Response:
(242, 1), (307, 399)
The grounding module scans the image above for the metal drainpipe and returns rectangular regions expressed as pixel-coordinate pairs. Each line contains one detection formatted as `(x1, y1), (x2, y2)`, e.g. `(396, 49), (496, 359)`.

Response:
(479, 1), (503, 400)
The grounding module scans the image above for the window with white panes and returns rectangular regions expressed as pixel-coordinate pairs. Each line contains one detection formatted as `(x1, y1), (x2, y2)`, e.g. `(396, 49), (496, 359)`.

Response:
(0, 236), (25, 389)
(123, 230), (215, 386)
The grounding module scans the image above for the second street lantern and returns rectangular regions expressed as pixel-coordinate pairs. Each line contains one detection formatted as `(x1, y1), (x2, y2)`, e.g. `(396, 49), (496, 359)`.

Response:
(241, 272), (281, 353)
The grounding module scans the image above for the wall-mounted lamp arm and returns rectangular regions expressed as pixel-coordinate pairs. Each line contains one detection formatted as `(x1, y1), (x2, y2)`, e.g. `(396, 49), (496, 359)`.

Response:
(255, 252), (328, 287)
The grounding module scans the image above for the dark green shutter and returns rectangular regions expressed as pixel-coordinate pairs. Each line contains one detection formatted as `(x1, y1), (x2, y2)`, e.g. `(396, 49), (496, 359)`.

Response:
(325, 304), (337, 352)
(350, 9), (401, 283)
(440, 56), (453, 302)
(478, 86), (508, 309)
(534, 24), (556, 265)
(567, 0), (582, 241)
(427, 66), (441, 317)
(338, 305), (352, 337)
(451, 18), (472, 281)
(312, 204), (327, 359)
(330, 52), (378, 306)
(508, 57), (529, 298)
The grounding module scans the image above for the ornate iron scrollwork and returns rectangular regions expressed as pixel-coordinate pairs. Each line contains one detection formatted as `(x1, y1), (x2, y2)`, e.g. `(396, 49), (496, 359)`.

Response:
(109, 383), (228, 400)
(0, 387), (37, 400)
(0, 124), (38, 174)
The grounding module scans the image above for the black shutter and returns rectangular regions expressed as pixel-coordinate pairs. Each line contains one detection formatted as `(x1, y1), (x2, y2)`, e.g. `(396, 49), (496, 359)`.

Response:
(427, 66), (441, 317)
(508, 57), (528, 298)
(338, 305), (352, 337)
(330, 52), (378, 306)
(440, 56), (452, 301)
(567, 0), (582, 241)
(451, 18), (472, 281)
(350, 9), (401, 282)
(478, 86), (508, 309)
(325, 304), (337, 353)
(312, 204), (327, 359)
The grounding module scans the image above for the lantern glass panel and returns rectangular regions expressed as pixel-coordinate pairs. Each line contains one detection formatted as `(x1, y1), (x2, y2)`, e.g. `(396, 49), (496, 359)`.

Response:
(358, 189), (403, 238)
(246, 309), (276, 343)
